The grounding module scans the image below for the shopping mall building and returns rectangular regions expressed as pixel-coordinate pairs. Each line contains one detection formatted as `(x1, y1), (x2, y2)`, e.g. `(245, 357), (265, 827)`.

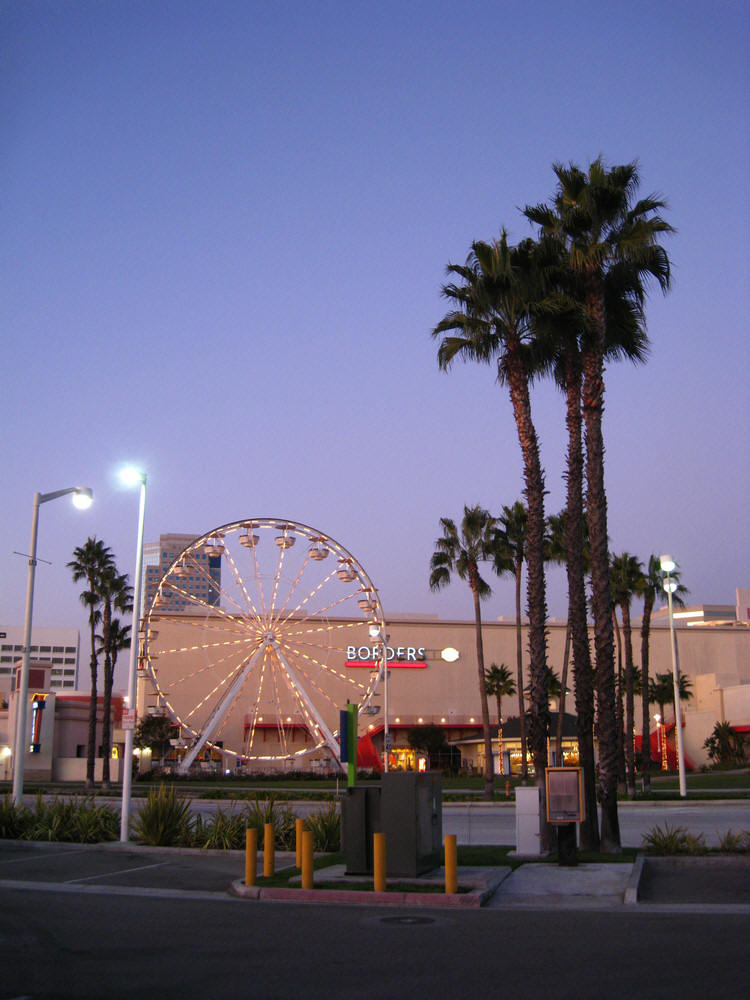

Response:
(2, 590), (748, 781)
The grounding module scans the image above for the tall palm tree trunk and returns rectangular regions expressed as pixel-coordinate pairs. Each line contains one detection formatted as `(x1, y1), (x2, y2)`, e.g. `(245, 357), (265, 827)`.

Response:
(612, 611), (626, 787)
(101, 653), (113, 788)
(640, 596), (655, 790)
(563, 353), (600, 848)
(622, 601), (636, 797)
(470, 580), (494, 800)
(505, 353), (549, 818)
(583, 277), (620, 852)
(100, 599), (113, 789)
(513, 556), (527, 783)
(86, 617), (98, 789)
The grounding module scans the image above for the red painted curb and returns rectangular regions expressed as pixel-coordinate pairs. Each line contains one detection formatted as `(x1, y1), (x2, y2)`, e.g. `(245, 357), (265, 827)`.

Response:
(230, 880), (485, 908)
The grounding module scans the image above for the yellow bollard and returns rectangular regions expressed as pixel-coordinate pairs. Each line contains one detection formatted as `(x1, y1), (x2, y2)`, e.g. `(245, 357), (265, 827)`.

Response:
(245, 827), (258, 886)
(263, 822), (275, 877)
(373, 832), (386, 893)
(444, 834), (458, 894)
(295, 818), (304, 869)
(301, 830), (314, 889)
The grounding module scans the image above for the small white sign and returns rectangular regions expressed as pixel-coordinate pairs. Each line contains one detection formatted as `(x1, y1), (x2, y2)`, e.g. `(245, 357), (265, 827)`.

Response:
(122, 708), (136, 730)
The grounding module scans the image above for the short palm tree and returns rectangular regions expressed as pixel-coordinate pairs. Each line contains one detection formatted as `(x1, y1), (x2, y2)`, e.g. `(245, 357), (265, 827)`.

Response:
(430, 506), (498, 798)
(639, 555), (688, 789)
(96, 607), (132, 788)
(650, 671), (693, 727)
(68, 538), (115, 787)
(484, 662), (516, 727)
(484, 663), (515, 776)
(610, 552), (645, 797)
(494, 501), (530, 782)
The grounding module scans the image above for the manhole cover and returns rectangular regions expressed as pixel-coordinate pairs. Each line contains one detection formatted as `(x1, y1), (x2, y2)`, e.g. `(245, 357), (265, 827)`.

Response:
(380, 916), (435, 925)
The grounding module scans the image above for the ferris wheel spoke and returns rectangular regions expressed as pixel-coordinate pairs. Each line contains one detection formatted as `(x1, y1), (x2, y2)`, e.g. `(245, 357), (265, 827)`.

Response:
(222, 543), (266, 622)
(243, 649), (273, 757)
(179, 645), (267, 771)
(275, 564), (341, 630)
(272, 640), (339, 760)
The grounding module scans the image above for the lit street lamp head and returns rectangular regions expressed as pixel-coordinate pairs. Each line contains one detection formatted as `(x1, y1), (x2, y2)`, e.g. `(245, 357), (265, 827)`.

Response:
(120, 467), (146, 487)
(71, 487), (93, 509)
(659, 554), (676, 573)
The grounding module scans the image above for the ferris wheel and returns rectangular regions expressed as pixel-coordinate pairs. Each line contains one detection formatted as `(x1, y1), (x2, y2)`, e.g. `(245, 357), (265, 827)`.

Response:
(140, 518), (386, 772)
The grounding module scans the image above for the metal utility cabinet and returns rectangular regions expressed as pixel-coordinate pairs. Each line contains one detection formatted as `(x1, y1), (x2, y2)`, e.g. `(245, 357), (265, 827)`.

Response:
(342, 772), (443, 877)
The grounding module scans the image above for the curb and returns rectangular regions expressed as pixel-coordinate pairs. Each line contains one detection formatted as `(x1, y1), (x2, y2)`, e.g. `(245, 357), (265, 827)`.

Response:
(230, 880), (487, 907)
(624, 852), (645, 904)
(229, 866), (509, 908)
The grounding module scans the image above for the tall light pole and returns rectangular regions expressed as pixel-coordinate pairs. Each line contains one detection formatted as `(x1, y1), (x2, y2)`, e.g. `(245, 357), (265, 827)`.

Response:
(660, 554), (687, 797)
(369, 624), (390, 772)
(119, 468), (147, 841)
(12, 486), (93, 804)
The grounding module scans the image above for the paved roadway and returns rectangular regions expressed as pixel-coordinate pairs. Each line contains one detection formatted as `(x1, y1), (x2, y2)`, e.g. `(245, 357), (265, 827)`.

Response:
(1, 880), (749, 999)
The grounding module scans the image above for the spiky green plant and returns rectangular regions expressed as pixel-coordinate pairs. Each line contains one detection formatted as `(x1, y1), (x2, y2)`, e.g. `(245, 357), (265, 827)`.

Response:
(717, 829), (750, 854)
(642, 822), (689, 854)
(0, 794), (31, 839)
(244, 799), (297, 849)
(131, 785), (194, 846)
(302, 803), (341, 852)
(193, 806), (247, 850)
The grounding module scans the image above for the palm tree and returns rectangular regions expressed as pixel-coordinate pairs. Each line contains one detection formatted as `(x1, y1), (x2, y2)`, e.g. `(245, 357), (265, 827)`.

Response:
(544, 512), (574, 756)
(525, 159), (673, 851)
(494, 501), (531, 782)
(97, 569), (132, 788)
(484, 662), (516, 776)
(433, 235), (551, 787)
(639, 555), (687, 789)
(610, 552), (645, 797)
(545, 504), (598, 845)
(68, 538), (115, 788)
(96, 584), (132, 789)
(430, 506), (498, 798)
(536, 251), (646, 842)
(650, 671), (693, 726)
(484, 662), (516, 727)
(525, 665), (563, 703)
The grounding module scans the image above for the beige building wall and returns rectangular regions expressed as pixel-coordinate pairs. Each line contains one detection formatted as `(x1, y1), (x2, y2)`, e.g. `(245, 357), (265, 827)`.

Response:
(136, 609), (750, 770)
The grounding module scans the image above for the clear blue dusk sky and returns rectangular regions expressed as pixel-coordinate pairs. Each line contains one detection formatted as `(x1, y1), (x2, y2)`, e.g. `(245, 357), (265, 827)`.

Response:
(3, 1), (749, 683)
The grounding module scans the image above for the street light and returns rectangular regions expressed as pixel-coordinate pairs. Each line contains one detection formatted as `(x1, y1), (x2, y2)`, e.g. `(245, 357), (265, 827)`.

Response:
(369, 624), (390, 772)
(660, 554), (687, 797)
(119, 468), (147, 841)
(12, 486), (93, 804)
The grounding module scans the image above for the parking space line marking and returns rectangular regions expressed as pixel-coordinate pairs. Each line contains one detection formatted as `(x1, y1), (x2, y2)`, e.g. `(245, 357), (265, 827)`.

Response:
(65, 861), (168, 883)
(0, 848), (91, 866)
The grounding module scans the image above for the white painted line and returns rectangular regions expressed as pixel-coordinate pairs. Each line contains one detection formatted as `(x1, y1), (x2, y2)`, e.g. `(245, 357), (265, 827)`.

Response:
(65, 861), (168, 883)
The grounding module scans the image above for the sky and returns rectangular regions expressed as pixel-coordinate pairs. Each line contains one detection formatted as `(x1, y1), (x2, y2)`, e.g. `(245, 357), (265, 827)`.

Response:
(2, 0), (749, 690)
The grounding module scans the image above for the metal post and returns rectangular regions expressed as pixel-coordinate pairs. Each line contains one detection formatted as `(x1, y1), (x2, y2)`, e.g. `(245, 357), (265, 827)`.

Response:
(665, 580), (687, 797)
(12, 493), (41, 805)
(120, 474), (147, 841)
(12, 486), (92, 805)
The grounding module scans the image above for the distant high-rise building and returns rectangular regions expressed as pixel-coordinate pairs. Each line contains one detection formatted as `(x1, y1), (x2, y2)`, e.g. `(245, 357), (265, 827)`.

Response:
(142, 533), (221, 614)
(0, 627), (80, 692)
